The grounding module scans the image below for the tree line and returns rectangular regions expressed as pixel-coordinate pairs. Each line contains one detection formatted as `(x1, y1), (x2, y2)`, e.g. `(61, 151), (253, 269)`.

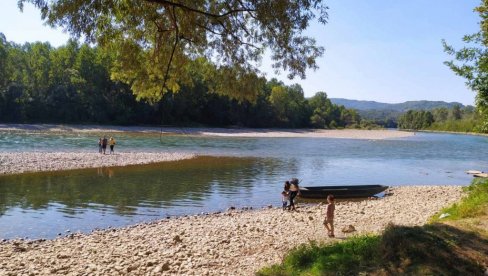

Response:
(0, 34), (367, 128)
(397, 105), (482, 132)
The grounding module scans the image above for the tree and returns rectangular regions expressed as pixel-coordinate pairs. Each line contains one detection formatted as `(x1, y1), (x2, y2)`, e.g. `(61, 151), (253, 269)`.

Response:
(398, 110), (433, 130)
(19, 0), (328, 102)
(443, 0), (488, 132)
(308, 91), (333, 128)
(449, 104), (462, 120)
(433, 107), (449, 122)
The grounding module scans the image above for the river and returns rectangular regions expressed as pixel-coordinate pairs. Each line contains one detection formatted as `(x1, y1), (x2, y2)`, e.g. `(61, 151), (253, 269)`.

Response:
(0, 131), (486, 239)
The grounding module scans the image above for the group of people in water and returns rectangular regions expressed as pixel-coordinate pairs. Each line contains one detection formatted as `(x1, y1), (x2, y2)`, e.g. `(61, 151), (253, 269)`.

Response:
(281, 178), (336, 237)
(98, 136), (116, 154)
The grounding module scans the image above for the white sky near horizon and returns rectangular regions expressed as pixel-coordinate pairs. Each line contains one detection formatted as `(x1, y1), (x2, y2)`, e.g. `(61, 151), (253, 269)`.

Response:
(0, 0), (481, 105)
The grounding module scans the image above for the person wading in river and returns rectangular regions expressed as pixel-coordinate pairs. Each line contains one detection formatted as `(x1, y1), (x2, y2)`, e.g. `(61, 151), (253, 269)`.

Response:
(289, 178), (301, 211)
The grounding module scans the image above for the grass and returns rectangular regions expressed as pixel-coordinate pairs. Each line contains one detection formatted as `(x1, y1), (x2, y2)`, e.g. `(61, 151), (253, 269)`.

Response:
(431, 178), (488, 221)
(258, 179), (488, 276)
(257, 236), (382, 276)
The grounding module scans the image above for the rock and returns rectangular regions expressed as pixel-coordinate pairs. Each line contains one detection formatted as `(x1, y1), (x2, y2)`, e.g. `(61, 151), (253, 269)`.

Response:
(341, 225), (356, 233)
(126, 265), (138, 272)
(153, 265), (162, 273)
(439, 213), (450, 219)
(173, 235), (182, 243)
(56, 253), (70, 259)
(227, 206), (236, 211)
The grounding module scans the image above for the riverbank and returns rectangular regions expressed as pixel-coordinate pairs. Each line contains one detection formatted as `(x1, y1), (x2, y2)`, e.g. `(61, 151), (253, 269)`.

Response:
(417, 129), (488, 137)
(0, 123), (414, 139)
(0, 186), (462, 275)
(0, 152), (196, 175)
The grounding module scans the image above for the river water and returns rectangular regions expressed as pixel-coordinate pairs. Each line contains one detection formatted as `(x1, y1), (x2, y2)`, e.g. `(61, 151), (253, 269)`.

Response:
(0, 131), (487, 239)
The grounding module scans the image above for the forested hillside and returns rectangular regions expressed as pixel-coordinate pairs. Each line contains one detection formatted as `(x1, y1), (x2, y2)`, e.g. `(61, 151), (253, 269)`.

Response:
(0, 34), (364, 129)
(330, 98), (465, 111)
(330, 98), (469, 128)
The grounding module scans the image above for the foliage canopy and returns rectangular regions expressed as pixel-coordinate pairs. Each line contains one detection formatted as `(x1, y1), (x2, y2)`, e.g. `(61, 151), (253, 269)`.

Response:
(0, 34), (365, 128)
(18, 0), (328, 102)
(443, 0), (488, 132)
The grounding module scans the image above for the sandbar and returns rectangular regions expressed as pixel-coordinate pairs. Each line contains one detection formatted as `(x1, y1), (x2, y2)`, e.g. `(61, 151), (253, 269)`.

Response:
(0, 152), (196, 175)
(0, 123), (414, 139)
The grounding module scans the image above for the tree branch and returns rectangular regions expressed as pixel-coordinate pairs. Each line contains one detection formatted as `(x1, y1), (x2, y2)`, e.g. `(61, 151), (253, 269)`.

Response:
(144, 0), (255, 18)
(161, 6), (179, 94)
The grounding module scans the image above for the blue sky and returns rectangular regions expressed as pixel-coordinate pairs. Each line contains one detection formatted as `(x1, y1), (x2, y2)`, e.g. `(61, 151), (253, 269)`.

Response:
(0, 0), (481, 105)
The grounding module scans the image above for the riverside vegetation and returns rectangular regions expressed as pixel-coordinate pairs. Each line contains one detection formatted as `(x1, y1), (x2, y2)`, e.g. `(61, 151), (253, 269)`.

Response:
(257, 179), (488, 275)
(398, 105), (488, 133)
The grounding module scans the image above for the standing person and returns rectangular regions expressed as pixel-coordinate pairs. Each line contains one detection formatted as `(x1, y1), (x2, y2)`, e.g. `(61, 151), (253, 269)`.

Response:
(289, 178), (301, 211)
(98, 138), (102, 154)
(102, 136), (108, 154)
(323, 194), (335, 237)
(109, 137), (116, 154)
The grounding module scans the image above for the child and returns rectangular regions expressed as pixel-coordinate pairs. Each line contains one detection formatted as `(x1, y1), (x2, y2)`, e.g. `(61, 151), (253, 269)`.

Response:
(281, 190), (289, 211)
(323, 194), (335, 237)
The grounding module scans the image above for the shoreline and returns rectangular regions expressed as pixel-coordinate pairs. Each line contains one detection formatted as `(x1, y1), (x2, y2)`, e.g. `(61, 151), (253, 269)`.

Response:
(0, 185), (463, 275)
(416, 129), (488, 137)
(0, 123), (414, 139)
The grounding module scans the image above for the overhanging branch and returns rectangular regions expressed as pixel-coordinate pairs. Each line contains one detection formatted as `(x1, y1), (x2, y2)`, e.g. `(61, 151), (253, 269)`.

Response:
(144, 0), (255, 18)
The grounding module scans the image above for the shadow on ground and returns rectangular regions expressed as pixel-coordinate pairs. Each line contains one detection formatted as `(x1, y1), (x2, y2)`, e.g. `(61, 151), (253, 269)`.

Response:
(381, 223), (487, 275)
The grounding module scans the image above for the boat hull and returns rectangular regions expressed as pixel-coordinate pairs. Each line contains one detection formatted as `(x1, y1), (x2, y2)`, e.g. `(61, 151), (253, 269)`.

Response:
(299, 185), (389, 199)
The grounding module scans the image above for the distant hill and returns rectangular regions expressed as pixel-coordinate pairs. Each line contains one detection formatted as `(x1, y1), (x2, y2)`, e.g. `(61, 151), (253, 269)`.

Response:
(330, 98), (465, 111)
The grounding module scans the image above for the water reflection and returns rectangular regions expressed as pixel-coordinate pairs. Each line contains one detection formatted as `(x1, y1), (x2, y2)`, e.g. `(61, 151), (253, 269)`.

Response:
(0, 156), (264, 215)
(0, 156), (280, 239)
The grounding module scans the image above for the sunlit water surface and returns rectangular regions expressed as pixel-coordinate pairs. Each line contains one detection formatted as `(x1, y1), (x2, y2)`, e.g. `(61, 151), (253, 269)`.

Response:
(0, 131), (487, 239)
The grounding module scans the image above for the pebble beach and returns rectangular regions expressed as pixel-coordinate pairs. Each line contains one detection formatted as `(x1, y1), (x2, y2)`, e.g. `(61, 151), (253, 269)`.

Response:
(0, 186), (463, 275)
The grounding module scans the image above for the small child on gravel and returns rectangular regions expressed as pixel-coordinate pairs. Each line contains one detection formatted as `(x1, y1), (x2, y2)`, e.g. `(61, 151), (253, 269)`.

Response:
(282, 181), (291, 211)
(323, 194), (335, 237)
(281, 190), (289, 211)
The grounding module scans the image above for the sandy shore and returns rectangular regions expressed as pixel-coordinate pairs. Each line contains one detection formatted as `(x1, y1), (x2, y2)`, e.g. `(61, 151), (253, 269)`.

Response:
(0, 152), (196, 175)
(0, 123), (414, 139)
(0, 186), (462, 275)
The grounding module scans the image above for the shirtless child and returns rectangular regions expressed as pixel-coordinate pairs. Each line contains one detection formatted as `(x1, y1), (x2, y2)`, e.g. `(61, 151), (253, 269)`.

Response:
(323, 194), (335, 237)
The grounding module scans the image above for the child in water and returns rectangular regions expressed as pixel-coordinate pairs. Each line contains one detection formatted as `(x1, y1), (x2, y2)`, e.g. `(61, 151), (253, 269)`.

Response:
(324, 194), (335, 237)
